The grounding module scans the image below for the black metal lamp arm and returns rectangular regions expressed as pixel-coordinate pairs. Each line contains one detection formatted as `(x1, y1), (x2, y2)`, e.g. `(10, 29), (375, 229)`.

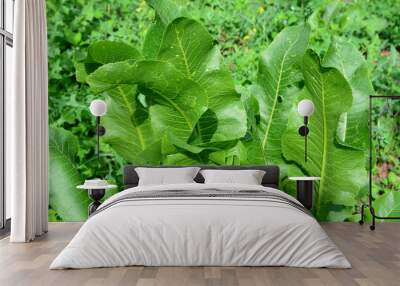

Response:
(95, 116), (106, 166)
(298, 116), (309, 162)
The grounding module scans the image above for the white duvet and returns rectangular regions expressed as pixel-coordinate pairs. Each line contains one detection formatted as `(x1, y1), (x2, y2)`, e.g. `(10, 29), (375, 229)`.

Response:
(50, 183), (351, 269)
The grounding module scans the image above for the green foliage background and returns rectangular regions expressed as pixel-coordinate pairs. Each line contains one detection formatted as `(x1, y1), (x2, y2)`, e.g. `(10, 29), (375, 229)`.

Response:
(47, 0), (400, 222)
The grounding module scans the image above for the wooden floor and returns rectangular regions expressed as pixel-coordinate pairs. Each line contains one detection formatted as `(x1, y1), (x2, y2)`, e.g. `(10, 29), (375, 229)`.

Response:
(0, 222), (399, 286)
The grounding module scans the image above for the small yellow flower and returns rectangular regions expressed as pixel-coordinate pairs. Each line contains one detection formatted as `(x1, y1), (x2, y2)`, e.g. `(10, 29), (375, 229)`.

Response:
(258, 6), (265, 14)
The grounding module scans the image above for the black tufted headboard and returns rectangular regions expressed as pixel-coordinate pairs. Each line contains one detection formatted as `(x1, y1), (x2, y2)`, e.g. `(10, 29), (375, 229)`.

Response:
(123, 165), (280, 190)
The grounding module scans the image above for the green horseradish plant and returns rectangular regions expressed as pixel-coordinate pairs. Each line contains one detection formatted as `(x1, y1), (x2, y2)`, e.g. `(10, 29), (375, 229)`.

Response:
(50, 0), (375, 221)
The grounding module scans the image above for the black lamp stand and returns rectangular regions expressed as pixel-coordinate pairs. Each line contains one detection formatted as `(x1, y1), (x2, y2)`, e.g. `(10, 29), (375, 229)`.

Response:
(298, 116), (310, 162)
(359, 95), (400, 230)
(88, 189), (106, 215)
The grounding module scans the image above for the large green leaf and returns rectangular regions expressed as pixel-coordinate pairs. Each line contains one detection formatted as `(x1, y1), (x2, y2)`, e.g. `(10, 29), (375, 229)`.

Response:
(84, 16), (246, 161)
(158, 17), (246, 144)
(87, 60), (208, 142)
(101, 84), (161, 163)
(158, 17), (215, 80)
(49, 127), (89, 221)
(146, 0), (189, 26)
(88, 41), (142, 64)
(143, 14), (166, 59)
(322, 38), (374, 150)
(238, 84), (265, 165)
(76, 40), (142, 83)
(256, 24), (310, 164)
(143, 0), (189, 59)
(192, 70), (247, 143)
(282, 50), (367, 220)
(88, 17), (246, 149)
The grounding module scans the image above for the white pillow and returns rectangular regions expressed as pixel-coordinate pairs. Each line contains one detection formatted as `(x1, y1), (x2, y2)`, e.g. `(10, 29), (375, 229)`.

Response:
(200, 169), (266, 185)
(135, 167), (200, 186)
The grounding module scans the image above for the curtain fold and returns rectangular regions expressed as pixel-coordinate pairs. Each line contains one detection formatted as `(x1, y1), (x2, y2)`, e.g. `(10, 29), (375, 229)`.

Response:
(9, 0), (49, 242)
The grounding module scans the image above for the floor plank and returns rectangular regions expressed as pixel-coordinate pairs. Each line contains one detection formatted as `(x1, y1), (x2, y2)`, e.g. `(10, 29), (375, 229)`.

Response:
(0, 222), (398, 286)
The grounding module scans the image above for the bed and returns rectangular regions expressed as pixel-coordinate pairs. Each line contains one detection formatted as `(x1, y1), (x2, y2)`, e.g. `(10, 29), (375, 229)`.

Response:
(50, 165), (350, 269)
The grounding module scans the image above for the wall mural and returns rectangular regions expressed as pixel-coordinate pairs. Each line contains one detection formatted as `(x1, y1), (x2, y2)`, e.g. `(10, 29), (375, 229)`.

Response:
(47, 0), (400, 222)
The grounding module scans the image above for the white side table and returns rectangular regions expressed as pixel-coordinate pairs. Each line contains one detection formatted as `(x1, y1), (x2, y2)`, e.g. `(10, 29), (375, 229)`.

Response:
(77, 184), (117, 215)
(288, 177), (320, 210)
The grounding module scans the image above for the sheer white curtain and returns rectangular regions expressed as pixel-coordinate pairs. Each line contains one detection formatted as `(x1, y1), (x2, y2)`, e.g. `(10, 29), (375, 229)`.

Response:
(8, 0), (48, 242)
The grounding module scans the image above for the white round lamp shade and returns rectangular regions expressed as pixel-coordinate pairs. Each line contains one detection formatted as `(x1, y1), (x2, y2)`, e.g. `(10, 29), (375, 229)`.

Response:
(297, 99), (315, 116)
(89, 99), (107, 116)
